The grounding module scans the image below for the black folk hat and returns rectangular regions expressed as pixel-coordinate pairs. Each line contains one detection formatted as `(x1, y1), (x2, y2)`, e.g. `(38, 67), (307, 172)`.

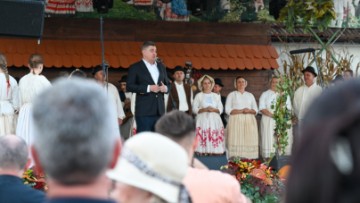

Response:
(214, 78), (224, 87)
(302, 66), (318, 77)
(118, 75), (127, 83)
(173, 65), (185, 74)
(92, 65), (103, 75)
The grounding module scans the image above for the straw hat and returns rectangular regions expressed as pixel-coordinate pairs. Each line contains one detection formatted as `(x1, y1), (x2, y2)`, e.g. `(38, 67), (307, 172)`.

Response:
(107, 132), (188, 203)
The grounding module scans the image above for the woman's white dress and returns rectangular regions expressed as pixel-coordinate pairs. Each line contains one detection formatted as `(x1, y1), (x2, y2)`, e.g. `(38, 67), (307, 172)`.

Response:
(259, 89), (293, 158)
(192, 92), (225, 154)
(225, 91), (259, 159)
(16, 73), (51, 144)
(0, 73), (19, 136)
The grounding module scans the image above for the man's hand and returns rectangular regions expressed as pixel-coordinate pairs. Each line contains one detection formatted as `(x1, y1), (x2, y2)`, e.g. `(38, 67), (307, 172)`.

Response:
(150, 85), (159, 93)
(159, 82), (167, 93)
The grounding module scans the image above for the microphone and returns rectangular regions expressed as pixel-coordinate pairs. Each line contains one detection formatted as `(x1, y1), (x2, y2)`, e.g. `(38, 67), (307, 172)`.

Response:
(290, 48), (316, 55)
(156, 57), (162, 63)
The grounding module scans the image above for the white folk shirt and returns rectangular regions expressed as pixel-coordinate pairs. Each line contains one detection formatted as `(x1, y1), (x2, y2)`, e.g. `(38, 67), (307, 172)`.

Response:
(105, 83), (125, 119)
(259, 89), (291, 114)
(175, 82), (189, 112)
(143, 59), (159, 92)
(293, 83), (322, 120)
(225, 91), (258, 115)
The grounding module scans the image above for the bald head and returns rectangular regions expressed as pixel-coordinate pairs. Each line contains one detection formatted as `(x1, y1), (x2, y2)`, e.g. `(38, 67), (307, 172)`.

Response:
(0, 135), (28, 170)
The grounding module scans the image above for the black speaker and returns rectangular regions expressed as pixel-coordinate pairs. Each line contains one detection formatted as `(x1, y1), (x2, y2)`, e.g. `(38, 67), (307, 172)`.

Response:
(0, 0), (45, 38)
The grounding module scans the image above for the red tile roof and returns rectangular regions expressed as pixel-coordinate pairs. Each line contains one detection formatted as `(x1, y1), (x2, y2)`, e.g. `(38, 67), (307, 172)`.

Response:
(0, 38), (279, 70)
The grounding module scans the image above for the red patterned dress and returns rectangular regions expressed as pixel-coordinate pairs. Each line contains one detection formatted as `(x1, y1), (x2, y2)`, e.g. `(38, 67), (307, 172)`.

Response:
(192, 92), (225, 155)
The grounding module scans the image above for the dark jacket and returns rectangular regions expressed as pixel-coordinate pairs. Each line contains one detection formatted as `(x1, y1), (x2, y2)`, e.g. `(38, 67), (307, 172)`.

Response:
(127, 60), (170, 116)
(0, 175), (45, 203)
(167, 82), (192, 115)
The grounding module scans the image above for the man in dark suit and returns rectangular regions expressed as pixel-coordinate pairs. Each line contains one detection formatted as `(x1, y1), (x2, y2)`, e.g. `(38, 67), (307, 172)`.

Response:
(127, 41), (170, 132)
(0, 135), (45, 203)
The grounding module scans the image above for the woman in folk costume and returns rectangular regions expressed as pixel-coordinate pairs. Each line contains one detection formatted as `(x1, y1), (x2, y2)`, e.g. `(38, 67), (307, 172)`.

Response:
(17, 54), (51, 144)
(192, 75), (225, 155)
(0, 53), (19, 136)
(259, 76), (292, 159)
(226, 76), (259, 159)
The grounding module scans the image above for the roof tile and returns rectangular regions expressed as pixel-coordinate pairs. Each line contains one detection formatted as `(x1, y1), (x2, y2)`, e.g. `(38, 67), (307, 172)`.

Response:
(0, 38), (278, 70)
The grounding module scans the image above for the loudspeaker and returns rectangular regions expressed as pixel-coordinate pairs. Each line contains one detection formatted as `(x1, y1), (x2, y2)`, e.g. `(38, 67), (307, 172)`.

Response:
(0, 0), (45, 38)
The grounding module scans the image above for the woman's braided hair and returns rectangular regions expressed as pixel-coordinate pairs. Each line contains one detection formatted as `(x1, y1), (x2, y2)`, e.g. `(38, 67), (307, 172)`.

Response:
(28, 53), (43, 74)
(0, 53), (10, 91)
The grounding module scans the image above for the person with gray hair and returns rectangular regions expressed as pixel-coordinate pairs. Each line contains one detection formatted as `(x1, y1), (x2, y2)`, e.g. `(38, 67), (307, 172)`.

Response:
(31, 78), (121, 203)
(0, 135), (45, 203)
(155, 110), (250, 203)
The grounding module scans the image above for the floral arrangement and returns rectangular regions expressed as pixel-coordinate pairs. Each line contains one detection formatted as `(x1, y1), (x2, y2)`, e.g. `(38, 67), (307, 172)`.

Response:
(221, 158), (286, 202)
(23, 168), (47, 191)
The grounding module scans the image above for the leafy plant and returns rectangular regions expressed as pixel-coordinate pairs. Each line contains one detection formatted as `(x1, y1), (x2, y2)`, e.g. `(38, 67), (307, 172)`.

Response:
(219, 0), (246, 22)
(23, 168), (47, 191)
(257, 9), (276, 23)
(221, 158), (285, 202)
(278, 0), (336, 32)
(272, 76), (293, 156)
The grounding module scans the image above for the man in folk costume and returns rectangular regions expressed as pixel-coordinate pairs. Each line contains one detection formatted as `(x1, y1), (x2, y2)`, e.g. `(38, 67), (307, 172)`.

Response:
(118, 75), (133, 140)
(167, 66), (193, 115)
(93, 65), (125, 127)
(293, 66), (322, 138)
(213, 78), (227, 127)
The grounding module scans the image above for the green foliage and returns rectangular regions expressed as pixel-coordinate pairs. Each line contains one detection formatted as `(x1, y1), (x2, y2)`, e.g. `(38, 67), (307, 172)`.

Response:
(241, 176), (284, 203)
(75, 1), (156, 20)
(219, 0), (245, 22)
(279, 0), (336, 32)
(257, 9), (275, 23)
(271, 76), (293, 155)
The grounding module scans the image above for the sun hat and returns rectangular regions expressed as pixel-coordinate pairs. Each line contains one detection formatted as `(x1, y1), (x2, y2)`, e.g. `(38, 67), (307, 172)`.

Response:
(107, 132), (189, 203)
(197, 74), (215, 91)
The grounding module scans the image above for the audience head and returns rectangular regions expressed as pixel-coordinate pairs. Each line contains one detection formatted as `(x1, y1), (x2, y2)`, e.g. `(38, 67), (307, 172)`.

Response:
(107, 132), (189, 203)
(141, 41), (157, 64)
(286, 79), (360, 203)
(28, 54), (44, 75)
(155, 110), (196, 152)
(0, 135), (28, 173)
(343, 69), (354, 80)
(32, 78), (120, 185)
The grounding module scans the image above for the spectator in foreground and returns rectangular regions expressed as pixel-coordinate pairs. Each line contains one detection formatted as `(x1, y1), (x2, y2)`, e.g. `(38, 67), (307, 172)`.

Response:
(107, 132), (191, 203)
(0, 135), (45, 203)
(286, 80), (360, 203)
(155, 110), (250, 203)
(31, 78), (121, 203)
